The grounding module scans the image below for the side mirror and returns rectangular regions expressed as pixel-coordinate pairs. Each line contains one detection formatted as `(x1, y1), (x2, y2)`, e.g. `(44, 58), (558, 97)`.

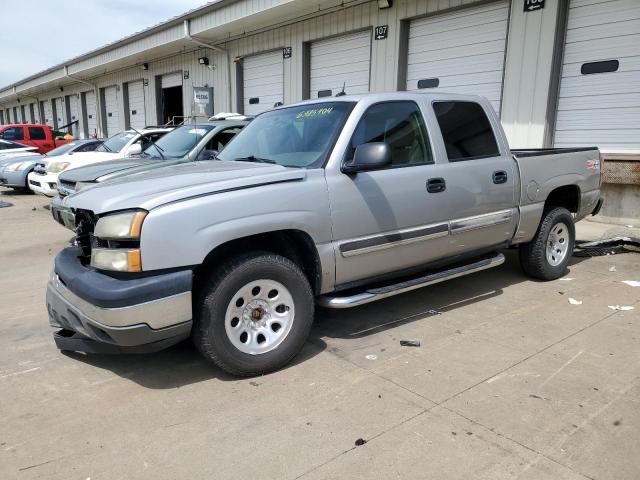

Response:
(127, 143), (142, 156)
(342, 142), (391, 173)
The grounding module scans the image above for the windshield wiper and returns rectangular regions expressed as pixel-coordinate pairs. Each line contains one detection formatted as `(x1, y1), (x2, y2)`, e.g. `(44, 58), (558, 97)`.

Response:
(101, 144), (112, 152)
(230, 155), (276, 164)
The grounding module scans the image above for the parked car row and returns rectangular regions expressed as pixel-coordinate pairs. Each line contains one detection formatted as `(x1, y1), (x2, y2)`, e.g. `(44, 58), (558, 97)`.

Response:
(43, 93), (603, 377)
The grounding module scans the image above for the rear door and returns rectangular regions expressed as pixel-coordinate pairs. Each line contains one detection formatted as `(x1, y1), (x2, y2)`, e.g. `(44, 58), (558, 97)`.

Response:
(429, 100), (517, 255)
(28, 126), (52, 153)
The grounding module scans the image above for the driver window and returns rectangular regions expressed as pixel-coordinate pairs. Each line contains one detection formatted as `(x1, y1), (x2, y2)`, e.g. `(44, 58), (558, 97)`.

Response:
(348, 101), (433, 168)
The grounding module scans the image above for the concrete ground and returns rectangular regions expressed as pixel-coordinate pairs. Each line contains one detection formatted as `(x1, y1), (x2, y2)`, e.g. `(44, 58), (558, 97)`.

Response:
(1, 188), (639, 480)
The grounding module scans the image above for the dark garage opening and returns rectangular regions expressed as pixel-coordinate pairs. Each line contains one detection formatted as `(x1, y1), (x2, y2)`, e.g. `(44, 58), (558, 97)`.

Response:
(161, 86), (183, 124)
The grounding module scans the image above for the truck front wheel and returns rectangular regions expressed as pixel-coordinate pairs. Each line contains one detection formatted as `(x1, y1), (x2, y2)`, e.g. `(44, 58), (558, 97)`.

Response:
(519, 207), (575, 281)
(194, 253), (314, 376)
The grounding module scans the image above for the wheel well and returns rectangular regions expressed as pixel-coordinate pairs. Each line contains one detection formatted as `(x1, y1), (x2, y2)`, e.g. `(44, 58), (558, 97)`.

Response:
(194, 230), (322, 296)
(544, 185), (580, 213)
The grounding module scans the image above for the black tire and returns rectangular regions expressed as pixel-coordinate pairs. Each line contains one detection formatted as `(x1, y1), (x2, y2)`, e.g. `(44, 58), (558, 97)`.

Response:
(519, 207), (575, 281)
(193, 253), (314, 377)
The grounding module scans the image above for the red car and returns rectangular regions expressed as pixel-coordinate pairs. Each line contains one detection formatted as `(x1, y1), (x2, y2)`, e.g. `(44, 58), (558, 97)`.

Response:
(0, 124), (71, 154)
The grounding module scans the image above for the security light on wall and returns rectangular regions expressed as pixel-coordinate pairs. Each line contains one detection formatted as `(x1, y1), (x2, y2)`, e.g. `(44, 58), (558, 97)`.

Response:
(59, 87), (64, 92)
(198, 57), (209, 66)
(141, 63), (149, 70)
(378, 0), (392, 8)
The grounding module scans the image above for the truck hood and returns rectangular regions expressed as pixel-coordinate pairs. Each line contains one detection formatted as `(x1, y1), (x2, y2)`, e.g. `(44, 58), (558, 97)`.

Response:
(60, 158), (156, 183)
(62, 160), (307, 213)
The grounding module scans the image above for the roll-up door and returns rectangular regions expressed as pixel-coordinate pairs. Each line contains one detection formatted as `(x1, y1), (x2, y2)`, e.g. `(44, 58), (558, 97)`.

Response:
(161, 72), (182, 89)
(20, 105), (26, 123)
(13, 106), (20, 123)
(310, 30), (371, 98)
(0, 110), (4, 125)
(103, 86), (119, 136)
(67, 95), (80, 137)
(84, 91), (98, 137)
(243, 51), (284, 115)
(127, 80), (146, 129)
(54, 97), (65, 129)
(554, 0), (640, 152)
(406, 1), (509, 114)
(30, 103), (37, 123)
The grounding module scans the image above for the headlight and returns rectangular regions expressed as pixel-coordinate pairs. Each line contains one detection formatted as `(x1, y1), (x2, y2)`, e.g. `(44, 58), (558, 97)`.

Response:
(47, 162), (70, 173)
(94, 210), (147, 240)
(5, 161), (33, 172)
(74, 181), (94, 192)
(91, 248), (142, 272)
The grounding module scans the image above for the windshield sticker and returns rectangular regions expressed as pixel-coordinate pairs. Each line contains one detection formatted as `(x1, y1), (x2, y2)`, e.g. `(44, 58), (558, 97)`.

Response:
(296, 107), (334, 119)
(188, 128), (207, 135)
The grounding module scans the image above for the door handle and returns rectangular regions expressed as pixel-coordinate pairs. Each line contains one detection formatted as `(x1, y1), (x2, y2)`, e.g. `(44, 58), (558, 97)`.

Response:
(493, 171), (508, 184)
(426, 177), (446, 193)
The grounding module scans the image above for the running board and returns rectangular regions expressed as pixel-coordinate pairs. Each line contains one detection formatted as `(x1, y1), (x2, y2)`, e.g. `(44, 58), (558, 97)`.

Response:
(317, 253), (505, 309)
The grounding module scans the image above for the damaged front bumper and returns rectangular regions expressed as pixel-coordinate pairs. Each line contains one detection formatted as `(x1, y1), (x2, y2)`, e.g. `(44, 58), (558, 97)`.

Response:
(47, 247), (193, 354)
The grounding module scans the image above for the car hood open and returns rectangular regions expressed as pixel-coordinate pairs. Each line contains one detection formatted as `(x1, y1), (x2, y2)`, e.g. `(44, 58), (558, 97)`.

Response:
(62, 160), (307, 213)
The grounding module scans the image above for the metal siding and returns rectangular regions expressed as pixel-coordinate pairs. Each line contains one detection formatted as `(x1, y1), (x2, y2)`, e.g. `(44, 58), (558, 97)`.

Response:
(127, 80), (146, 129)
(54, 97), (65, 128)
(104, 86), (120, 136)
(309, 30), (372, 98)
(243, 50), (284, 115)
(161, 72), (183, 88)
(406, 1), (510, 114)
(555, 0), (640, 152)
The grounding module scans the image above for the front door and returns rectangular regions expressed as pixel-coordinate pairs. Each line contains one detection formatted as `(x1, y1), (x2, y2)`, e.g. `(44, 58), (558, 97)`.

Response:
(327, 100), (454, 286)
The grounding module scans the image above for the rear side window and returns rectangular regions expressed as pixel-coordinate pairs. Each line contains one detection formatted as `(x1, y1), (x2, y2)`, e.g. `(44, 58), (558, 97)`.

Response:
(28, 127), (46, 140)
(348, 101), (433, 168)
(1, 127), (24, 141)
(433, 101), (500, 161)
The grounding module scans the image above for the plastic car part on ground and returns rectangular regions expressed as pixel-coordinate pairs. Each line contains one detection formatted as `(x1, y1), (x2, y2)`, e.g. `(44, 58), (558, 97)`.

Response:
(573, 236), (640, 257)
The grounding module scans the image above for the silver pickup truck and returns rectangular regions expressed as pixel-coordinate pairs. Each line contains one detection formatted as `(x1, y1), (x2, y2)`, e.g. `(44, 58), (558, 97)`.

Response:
(47, 92), (603, 376)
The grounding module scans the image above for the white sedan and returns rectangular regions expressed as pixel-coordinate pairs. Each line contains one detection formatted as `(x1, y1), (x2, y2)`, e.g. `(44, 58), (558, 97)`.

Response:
(0, 139), (39, 158)
(27, 128), (172, 196)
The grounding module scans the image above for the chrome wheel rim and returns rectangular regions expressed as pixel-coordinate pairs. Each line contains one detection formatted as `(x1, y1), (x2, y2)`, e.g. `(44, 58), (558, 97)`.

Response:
(547, 222), (570, 267)
(224, 279), (295, 355)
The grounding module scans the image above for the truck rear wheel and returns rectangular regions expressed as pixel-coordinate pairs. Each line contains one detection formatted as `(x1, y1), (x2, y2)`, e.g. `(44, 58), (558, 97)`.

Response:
(194, 253), (314, 377)
(519, 207), (575, 281)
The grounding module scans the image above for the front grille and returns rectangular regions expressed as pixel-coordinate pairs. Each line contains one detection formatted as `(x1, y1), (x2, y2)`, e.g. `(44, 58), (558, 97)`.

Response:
(57, 180), (76, 198)
(73, 210), (97, 264)
(29, 179), (40, 187)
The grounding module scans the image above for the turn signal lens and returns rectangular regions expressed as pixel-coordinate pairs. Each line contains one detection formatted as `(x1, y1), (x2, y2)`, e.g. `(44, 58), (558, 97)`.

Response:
(91, 248), (142, 272)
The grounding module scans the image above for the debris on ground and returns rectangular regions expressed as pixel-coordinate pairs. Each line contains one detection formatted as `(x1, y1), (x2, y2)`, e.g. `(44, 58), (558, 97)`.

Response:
(622, 280), (640, 287)
(31, 207), (36, 211)
(574, 237), (640, 257)
(365, 354), (378, 361)
(608, 305), (635, 311)
(427, 309), (442, 315)
(400, 340), (421, 347)
(609, 266), (617, 272)
(0, 201), (13, 208)
(559, 278), (574, 281)
(354, 438), (367, 446)
(568, 298), (583, 305)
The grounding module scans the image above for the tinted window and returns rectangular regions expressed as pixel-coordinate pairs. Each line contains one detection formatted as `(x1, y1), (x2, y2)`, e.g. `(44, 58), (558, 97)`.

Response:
(77, 141), (102, 152)
(46, 142), (81, 156)
(433, 101), (500, 161)
(348, 101), (433, 167)
(1, 127), (24, 141)
(97, 131), (136, 153)
(28, 127), (46, 140)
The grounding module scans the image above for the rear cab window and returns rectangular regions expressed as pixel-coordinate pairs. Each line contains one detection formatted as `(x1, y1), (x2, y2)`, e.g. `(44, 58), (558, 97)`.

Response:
(432, 101), (500, 161)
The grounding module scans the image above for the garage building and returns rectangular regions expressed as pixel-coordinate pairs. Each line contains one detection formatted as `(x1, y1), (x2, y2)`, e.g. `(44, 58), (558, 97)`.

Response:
(0, 0), (638, 219)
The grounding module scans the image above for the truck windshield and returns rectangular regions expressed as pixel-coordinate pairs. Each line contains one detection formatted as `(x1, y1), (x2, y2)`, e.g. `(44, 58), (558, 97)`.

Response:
(217, 102), (356, 168)
(97, 132), (136, 153)
(145, 125), (215, 159)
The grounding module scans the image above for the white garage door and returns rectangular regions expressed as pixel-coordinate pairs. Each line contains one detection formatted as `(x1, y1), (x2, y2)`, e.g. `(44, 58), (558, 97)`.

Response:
(67, 95), (80, 137)
(103, 86), (119, 136)
(310, 30), (371, 98)
(13, 106), (21, 123)
(127, 80), (146, 129)
(554, 0), (640, 152)
(30, 103), (38, 123)
(161, 72), (182, 89)
(54, 97), (66, 128)
(406, 1), (509, 114)
(84, 91), (98, 137)
(43, 101), (53, 126)
(243, 51), (284, 115)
